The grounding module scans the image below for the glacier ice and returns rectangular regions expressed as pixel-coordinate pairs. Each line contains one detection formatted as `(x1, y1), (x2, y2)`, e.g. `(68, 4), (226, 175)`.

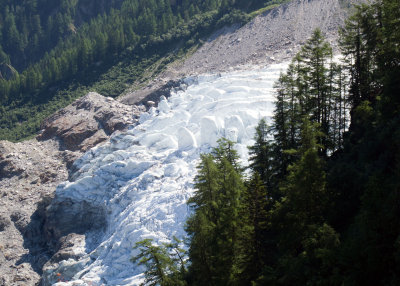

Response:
(49, 63), (287, 285)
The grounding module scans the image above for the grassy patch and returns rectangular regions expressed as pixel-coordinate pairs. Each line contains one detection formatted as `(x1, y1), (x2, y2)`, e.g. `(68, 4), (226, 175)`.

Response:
(248, 0), (291, 18)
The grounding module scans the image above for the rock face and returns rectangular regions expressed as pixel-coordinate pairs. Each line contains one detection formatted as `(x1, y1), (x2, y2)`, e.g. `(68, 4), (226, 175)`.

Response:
(38, 92), (144, 152)
(0, 92), (143, 286)
(120, 79), (184, 106)
(44, 198), (107, 246)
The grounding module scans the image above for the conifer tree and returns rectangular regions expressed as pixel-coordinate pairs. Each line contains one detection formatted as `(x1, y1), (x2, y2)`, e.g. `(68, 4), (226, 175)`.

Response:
(333, 1), (400, 284)
(273, 29), (345, 157)
(132, 238), (187, 286)
(299, 29), (333, 155)
(234, 173), (275, 285)
(186, 138), (244, 286)
(272, 74), (292, 179)
(248, 118), (275, 192)
(232, 118), (280, 285)
(272, 118), (339, 285)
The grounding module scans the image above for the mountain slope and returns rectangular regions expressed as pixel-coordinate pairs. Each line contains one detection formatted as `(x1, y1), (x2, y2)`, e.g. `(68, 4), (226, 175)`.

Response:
(0, 0), (285, 142)
(0, 0), (363, 285)
(168, 0), (350, 75)
(121, 0), (356, 105)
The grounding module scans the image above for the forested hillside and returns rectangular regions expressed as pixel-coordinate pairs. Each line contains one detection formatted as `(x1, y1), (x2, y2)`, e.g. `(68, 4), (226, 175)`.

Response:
(0, 0), (285, 141)
(133, 0), (400, 285)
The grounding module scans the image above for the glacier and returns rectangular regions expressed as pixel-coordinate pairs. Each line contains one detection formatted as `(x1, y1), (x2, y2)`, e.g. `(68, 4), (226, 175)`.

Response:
(49, 62), (287, 286)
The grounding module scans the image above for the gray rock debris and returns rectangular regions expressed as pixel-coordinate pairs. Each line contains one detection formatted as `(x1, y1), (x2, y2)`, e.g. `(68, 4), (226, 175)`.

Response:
(0, 92), (143, 286)
(0, 139), (59, 286)
(164, 0), (358, 78)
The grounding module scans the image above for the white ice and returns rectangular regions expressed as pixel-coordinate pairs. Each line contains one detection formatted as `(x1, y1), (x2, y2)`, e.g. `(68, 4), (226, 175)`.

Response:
(52, 62), (287, 286)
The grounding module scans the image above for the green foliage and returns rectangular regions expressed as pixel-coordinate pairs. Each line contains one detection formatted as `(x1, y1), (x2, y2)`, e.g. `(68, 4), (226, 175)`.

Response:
(234, 172), (273, 284)
(248, 118), (275, 191)
(132, 238), (187, 286)
(186, 138), (245, 286)
(264, 118), (339, 285)
(279, 119), (327, 222)
(273, 29), (347, 160)
(328, 1), (400, 285)
(0, 49), (169, 141)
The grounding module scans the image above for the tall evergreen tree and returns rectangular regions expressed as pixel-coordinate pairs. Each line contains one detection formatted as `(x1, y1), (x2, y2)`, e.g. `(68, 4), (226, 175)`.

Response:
(332, 1), (400, 284)
(132, 238), (187, 286)
(186, 138), (244, 286)
(248, 118), (275, 192)
(272, 118), (339, 285)
(234, 172), (275, 285)
(273, 29), (345, 157)
(272, 73), (294, 180)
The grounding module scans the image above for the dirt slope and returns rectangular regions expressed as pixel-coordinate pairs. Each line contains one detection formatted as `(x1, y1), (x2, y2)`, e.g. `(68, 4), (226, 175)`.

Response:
(170, 0), (354, 75)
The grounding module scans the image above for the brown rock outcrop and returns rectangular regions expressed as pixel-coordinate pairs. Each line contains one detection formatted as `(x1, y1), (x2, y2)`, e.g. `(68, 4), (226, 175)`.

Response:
(38, 92), (144, 152)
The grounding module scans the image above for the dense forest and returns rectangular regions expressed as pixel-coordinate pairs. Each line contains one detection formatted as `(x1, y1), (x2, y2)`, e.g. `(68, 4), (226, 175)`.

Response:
(132, 0), (400, 285)
(0, 0), (286, 141)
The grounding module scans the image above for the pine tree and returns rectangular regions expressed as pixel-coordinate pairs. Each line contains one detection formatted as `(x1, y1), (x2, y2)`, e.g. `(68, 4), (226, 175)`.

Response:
(272, 118), (339, 285)
(0, 46), (10, 64)
(332, 1), (400, 284)
(272, 72), (297, 180)
(132, 238), (187, 286)
(234, 173), (275, 285)
(281, 118), (326, 222)
(186, 138), (244, 286)
(299, 29), (333, 155)
(4, 13), (21, 52)
(248, 118), (275, 192)
(273, 29), (343, 157)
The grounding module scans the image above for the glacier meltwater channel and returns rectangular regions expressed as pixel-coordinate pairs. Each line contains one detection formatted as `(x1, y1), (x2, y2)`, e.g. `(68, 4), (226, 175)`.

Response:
(49, 62), (287, 285)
